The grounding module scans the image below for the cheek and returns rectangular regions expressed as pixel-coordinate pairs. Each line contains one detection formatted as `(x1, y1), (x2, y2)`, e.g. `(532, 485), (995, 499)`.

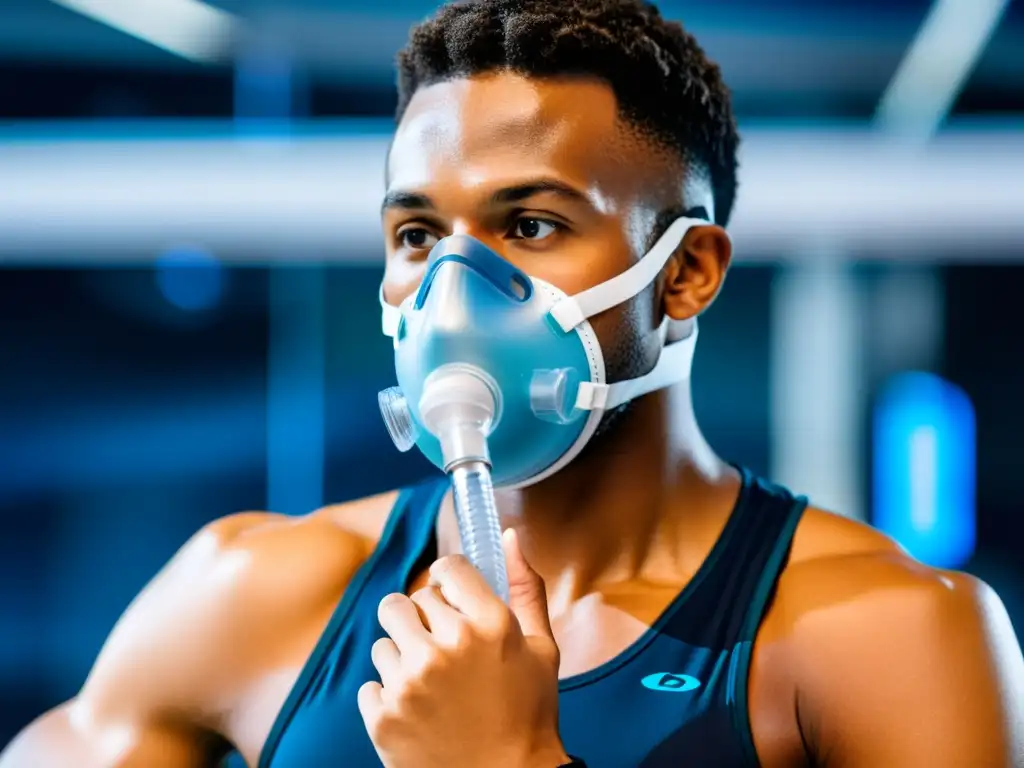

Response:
(523, 220), (636, 296)
(590, 303), (642, 379)
(520, 252), (607, 297)
(589, 286), (663, 381)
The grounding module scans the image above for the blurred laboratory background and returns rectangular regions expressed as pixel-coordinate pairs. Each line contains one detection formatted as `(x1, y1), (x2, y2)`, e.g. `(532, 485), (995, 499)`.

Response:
(1, 0), (1023, 747)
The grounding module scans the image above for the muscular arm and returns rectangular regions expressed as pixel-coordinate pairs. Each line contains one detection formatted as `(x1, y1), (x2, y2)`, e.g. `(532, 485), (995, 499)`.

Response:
(0, 705), (225, 768)
(790, 554), (1024, 767)
(0, 514), (277, 768)
(0, 493), (391, 768)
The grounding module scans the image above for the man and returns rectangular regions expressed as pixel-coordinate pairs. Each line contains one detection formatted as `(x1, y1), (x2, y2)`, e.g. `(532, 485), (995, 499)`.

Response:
(3, 1), (1023, 766)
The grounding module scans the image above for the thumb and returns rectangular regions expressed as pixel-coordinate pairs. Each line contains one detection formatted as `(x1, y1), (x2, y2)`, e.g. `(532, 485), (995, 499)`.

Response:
(503, 528), (554, 640)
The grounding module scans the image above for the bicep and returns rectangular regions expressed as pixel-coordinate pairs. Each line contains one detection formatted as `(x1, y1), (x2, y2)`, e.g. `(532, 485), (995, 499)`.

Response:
(0, 700), (225, 768)
(797, 569), (1024, 767)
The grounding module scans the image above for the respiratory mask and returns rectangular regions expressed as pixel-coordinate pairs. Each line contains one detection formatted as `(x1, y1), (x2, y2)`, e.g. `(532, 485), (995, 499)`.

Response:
(378, 210), (715, 601)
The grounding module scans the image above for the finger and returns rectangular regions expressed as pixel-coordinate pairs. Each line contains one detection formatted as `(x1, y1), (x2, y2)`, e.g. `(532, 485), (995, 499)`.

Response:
(503, 528), (555, 639)
(428, 555), (504, 622)
(370, 637), (402, 690)
(377, 593), (431, 653)
(410, 584), (462, 643)
(357, 680), (385, 732)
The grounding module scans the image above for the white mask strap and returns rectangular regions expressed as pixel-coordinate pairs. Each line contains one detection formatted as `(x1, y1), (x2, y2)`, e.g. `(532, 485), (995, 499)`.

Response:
(548, 216), (711, 333)
(574, 322), (698, 411)
(379, 283), (403, 337)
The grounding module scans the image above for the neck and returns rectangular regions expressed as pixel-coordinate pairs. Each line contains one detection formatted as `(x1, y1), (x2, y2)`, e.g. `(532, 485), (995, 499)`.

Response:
(439, 383), (740, 599)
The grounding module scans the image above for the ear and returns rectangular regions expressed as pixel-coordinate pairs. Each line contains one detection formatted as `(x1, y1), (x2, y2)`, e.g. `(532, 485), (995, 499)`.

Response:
(661, 224), (732, 322)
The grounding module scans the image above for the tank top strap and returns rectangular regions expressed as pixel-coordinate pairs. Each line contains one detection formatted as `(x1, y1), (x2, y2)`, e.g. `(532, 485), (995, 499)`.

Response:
(380, 476), (448, 580)
(658, 466), (808, 651)
(258, 476), (447, 768)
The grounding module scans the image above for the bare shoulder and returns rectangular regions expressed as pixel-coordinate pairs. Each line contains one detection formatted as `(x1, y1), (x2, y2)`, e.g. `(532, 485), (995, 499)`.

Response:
(778, 504), (1006, 639)
(768, 506), (1024, 764)
(314, 487), (400, 548)
(787, 504), (903, 565)
(80, 499), (399, 723)
(142, 488), (400, 659)
(209, 488), (401, 621)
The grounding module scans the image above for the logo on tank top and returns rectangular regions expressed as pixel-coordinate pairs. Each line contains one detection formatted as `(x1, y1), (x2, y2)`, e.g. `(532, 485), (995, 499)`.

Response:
(641, 673), (702, 692)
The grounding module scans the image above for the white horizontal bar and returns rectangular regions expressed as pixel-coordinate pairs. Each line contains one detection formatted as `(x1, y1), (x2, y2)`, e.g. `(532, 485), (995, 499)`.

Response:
(1, 125), (1022, 263)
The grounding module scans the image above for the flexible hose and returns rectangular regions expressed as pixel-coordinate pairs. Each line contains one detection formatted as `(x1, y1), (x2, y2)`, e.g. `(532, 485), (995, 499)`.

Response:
(449, 460), (510, 604)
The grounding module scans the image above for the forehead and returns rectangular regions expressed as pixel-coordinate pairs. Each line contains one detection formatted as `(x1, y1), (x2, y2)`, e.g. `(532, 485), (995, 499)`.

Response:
(387, 72), (678, 202)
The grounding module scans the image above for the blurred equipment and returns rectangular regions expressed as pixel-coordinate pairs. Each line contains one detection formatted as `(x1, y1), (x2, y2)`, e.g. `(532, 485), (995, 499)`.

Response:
(876, 0), (1013, 140)
(48, 0), (236, 63)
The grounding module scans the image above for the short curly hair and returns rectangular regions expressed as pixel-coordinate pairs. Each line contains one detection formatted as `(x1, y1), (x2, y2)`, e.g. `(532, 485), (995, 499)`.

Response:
(395, 0), (740, 227)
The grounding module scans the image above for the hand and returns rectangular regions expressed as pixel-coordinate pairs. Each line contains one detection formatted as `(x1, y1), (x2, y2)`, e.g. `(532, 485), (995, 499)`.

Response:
(358, 529), (571, 768)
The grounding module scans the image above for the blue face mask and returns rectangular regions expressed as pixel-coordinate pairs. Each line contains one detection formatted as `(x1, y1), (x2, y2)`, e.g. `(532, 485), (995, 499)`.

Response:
(378, 214), (713, 487)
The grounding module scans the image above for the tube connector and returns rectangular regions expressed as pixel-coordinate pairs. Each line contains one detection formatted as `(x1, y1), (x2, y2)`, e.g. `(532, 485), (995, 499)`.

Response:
(418, 364), (500, 470)
(417, 364), (509, 603)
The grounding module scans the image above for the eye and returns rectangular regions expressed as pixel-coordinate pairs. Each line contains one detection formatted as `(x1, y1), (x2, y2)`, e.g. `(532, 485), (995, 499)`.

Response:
(398, 227), (440, 250)
(510, 217), (560, 241)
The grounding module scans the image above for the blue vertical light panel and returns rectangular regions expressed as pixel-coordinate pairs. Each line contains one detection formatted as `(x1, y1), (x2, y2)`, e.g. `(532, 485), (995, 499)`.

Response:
(872, 372), (976, 568)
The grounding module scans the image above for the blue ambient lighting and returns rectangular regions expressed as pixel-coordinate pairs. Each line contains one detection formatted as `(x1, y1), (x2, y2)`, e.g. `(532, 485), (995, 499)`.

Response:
(873, 372), (976, 568)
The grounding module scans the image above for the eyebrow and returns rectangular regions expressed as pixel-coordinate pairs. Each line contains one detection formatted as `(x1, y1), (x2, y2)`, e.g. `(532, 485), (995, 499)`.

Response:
(380, 190), (435, 216)
(489, 179), (590, 207)
(380, 178), (591, 216)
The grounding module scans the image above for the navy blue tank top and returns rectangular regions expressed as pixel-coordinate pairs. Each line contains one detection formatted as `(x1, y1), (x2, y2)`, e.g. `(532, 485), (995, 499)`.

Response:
(258, 468), (806, 767)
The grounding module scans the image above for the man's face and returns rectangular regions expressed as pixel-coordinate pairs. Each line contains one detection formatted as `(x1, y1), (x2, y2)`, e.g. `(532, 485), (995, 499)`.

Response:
(381, 71), (691, 384)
